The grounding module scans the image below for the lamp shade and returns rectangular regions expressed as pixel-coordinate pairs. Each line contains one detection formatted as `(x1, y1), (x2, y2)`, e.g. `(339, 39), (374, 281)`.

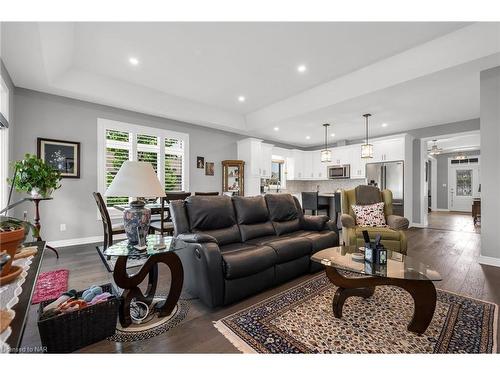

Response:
(104, 161), (166, 198)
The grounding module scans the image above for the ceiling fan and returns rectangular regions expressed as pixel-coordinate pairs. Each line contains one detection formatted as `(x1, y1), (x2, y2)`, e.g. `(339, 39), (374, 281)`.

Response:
(427, 140), (443, 155)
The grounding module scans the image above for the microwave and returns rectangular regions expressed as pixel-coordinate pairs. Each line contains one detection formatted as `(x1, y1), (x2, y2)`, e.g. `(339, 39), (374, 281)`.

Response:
(328, 165), (350, 179)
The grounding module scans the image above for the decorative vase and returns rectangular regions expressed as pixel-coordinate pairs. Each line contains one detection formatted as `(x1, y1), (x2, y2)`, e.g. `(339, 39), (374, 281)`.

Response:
(123, 201), (151, 245)
(0, 226), (25, 277)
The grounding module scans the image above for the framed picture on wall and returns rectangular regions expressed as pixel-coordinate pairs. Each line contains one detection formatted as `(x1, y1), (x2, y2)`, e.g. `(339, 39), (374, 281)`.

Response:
(205, 162), (214, 176)
(37, 138), (81, 178)
(197, 156), (205, 169)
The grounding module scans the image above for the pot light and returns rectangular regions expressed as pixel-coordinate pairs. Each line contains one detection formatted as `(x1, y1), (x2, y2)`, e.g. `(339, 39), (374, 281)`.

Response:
(238, 96), (246, 102)
(273, 127), (279, 131)
(297, 65), (307, 73)
(305, 135), (311, 140)
(129, 57), (139, 66)
(382, 123), (388, 127)
(331, 133), (336, 137)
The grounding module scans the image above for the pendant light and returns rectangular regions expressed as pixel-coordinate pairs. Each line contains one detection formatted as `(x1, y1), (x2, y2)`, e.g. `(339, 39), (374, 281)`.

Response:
(455, 152), (467, 160)
(320, 123), (332, 163)
(428, 140), (443, 155)
(361, 113), (373, 159)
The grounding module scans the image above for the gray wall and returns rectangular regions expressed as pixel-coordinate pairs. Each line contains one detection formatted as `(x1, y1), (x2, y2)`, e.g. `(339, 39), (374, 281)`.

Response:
(434, 150), (480, 210)
(480, 66), (500, 260)
(11, 88), (254, 243)
(412, 139), (421, 223)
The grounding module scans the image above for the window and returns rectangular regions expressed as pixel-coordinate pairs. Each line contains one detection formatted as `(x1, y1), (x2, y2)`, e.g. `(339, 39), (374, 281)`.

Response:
(269, 159), (285, 190)
(0, 75), (9, 210)
(97, 119), (189, 217)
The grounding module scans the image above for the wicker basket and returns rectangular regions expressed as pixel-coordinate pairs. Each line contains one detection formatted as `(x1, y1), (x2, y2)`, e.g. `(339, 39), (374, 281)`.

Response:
(37, 283), (119, 353)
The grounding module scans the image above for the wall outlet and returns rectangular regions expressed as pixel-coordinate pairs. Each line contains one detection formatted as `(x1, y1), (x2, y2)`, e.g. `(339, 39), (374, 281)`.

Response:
(60, 223), (67, 232)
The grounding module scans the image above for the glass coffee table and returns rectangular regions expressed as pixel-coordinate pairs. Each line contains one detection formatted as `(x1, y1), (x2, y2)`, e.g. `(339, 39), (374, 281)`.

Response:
(311, 246), (442, 334)
(103, 235), (187, 327)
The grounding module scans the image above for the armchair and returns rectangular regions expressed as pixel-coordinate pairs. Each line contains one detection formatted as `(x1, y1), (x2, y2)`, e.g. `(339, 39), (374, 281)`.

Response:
(340, 185), (409, 254)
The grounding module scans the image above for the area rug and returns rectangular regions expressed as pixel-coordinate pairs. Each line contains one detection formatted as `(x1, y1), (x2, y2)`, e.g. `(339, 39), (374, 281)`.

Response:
(96, 246), (146, 272)
(107, 299), (190, 342)
(31, 269), (69, 305)
(214, 273), (498, 353)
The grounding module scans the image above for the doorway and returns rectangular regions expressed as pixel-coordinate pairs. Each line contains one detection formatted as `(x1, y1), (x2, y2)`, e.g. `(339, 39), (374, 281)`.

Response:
(448, 161), (479, 212)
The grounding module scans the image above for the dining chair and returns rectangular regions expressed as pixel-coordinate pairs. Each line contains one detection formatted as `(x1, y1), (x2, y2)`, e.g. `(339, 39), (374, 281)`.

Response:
(92, 192), (125, 250)
(301, 192), (329, 216)
(150, 192), (192, 235)
(194, 192), (219, 196)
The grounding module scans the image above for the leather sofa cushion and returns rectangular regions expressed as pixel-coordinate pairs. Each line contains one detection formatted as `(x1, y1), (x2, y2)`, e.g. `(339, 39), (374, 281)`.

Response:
(232, 196), (270, 224)
(193, 225), (241, 246)
(220, 243), (277, 279)
(239, 221), (276, 242)
(265, 194), (298, 222)
(280, 230), (338, 252)
(186, 196), (236, 231)
(272, 218), (301, 235)
(264, 237), (311, 263)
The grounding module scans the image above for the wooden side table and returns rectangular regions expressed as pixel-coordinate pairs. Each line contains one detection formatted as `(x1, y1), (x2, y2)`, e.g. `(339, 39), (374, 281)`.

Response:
(29, 198), (59, 258)
(103, 235), (186, 328)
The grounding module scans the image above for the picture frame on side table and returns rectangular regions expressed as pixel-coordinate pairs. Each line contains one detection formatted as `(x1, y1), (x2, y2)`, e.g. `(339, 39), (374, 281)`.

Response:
(37, 138), (80, 178)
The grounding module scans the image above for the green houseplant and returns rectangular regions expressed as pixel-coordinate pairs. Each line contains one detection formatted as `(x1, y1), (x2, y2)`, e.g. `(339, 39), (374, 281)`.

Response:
(8, 154), (62, 198)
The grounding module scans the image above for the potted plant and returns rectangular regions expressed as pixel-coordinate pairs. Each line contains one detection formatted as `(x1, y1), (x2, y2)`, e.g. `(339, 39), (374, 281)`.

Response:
(8, 154), (62, 198)
(0, 218), (25, 277)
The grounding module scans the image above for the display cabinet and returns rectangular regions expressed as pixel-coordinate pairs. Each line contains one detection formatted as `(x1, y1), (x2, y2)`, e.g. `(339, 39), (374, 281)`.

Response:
(222, 160), (245, 196)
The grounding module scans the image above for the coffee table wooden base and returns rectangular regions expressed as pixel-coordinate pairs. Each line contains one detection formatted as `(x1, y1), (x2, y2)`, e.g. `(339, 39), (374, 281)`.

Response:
(326, 267), (436, 335)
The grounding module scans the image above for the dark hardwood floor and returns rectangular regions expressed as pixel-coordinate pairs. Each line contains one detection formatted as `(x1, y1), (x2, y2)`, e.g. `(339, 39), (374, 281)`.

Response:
(20, 216), (500, 353)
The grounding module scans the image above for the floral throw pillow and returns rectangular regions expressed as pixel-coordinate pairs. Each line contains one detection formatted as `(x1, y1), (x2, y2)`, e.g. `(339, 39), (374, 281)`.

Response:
(351, 202), (387, 227)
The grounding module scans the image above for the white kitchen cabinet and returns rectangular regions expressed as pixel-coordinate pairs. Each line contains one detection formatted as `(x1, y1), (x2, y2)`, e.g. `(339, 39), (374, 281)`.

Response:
(312, 150), (328, 179)
(372, 138), (404, 162)
(260, 143), (273, 178)
(288, 150), (304, 180)
(302, 151), (313, 179)
(349, 146), (366, 179)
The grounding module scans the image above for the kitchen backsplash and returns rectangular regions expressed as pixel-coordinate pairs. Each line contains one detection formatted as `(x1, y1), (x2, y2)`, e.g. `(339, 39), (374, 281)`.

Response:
(286, 178), (366, 193)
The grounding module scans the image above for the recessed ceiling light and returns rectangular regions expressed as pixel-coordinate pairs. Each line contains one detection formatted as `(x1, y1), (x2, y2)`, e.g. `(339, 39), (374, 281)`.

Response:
(273, 127), (279, 131)
(297, 65), (307, 73)
(238, 96), (246, 102)
(331, 133), (336, 137)
(382, 123), (388, 127)
(129, 57), (139, 66)
(305, 135), (311, 140)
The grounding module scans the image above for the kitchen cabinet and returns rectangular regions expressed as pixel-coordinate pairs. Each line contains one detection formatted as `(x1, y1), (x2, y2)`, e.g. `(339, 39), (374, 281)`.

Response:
(372, 138), (404, 162)
(260, 143), (273, 178)
(349, 146), (366, 179)
(312, 150), (327, 179)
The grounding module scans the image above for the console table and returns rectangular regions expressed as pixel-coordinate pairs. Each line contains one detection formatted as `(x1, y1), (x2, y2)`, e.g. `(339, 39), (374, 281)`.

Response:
(4, 241), (45, 353)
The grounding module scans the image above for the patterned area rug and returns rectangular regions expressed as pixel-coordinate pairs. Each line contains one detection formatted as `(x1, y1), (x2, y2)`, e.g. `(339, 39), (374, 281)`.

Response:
(31, 269), (69, 305)
(107, 299), (190, 342)
(214, 273), (498, 353)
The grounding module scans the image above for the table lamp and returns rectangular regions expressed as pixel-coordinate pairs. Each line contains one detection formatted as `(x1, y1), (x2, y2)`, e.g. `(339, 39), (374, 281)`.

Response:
(104, 161), (166, 244)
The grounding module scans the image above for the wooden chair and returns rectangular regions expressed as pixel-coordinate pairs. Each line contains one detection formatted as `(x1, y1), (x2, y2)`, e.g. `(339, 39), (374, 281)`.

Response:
(194, 192), (219, 196)
(301, 192), (328, 215)
(150, 192), (192, 235)
(92, 192), (125, 250)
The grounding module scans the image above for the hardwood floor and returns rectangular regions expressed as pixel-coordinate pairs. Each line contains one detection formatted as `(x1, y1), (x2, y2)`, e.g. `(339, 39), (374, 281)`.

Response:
(427, 211), (480, 233)
(20, 219), (500, 353)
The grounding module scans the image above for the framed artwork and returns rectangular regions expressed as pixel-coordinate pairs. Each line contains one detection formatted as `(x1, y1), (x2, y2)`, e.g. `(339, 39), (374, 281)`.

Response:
(197, 156), (205, 169)
(205, 162), (215, 176)
(37, 138), (80, 178)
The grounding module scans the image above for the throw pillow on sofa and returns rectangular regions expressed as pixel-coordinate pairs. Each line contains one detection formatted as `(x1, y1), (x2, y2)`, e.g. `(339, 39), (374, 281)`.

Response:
(351, 202), (387, 227)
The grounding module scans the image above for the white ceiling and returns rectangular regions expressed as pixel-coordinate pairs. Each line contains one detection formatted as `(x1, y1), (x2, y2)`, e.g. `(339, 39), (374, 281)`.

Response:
(2, 22), (500, 146)
(426, 132), (480, 154)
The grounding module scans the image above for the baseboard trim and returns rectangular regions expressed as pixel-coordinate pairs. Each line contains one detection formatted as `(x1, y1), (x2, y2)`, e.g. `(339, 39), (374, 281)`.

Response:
(410, 222), (427, 228)
(478, 255), (500, 268)
(47, 233), (127, 248)
(434, 208), (450, 212)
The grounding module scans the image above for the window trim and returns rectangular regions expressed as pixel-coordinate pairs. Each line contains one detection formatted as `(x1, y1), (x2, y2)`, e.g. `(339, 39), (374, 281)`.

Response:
(97, 118), (190, 219)
(0, 75), (10, 210)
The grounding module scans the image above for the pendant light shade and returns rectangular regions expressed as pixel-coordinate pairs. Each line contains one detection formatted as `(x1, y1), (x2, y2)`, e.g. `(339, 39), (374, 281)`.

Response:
(361, 113), (373, 159)
(321, 123), (332, 163)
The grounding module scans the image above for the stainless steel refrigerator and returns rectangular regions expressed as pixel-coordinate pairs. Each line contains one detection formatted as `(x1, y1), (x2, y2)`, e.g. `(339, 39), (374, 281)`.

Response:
(365, 161), (404, 216)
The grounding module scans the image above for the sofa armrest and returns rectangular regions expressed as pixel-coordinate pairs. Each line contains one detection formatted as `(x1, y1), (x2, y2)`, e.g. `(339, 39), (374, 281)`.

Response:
(387, 215), (409, 230)
(302, 215), (329, 231)
(177, 232), (218, 244)
(341, 213), (356, 228)
(325, 220), (337, 232)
